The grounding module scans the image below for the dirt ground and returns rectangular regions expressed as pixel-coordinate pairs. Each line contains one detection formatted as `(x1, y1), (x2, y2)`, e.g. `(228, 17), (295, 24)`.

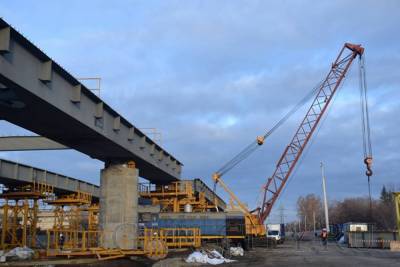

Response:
(3, 241), (400, 266)
(225, 240), (400, 267)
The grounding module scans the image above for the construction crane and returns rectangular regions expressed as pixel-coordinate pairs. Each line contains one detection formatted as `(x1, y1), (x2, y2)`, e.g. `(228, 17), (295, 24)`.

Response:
(212, 172), (266, 235)
(213, 43), (372, 236)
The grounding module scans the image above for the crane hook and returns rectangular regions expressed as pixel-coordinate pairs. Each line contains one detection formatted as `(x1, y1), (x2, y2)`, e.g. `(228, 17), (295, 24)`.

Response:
(364, 156), (373, 177)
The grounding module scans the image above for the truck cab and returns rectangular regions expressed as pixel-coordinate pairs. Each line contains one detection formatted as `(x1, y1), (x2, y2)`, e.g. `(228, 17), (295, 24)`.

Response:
(267, 224), (285, 244)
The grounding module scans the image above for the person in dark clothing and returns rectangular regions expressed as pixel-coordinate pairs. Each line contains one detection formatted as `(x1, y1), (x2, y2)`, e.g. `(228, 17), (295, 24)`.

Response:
(59, 233), (65, 250)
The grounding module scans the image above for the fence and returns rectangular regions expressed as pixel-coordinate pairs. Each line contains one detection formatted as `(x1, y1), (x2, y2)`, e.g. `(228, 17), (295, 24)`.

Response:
(348, 231), (398, 249)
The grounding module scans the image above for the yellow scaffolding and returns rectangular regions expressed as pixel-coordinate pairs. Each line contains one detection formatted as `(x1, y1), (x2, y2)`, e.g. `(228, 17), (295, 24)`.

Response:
(85, 204), (99, 231)
(46, 228), (169, 260)
(45, 191), (92, 247)
(0, 181), (53, 249)
(45, 191), (92, 230)
(138, 228), (201, 249)
(139, 181), (216, 212)
(160, 228), (201, 248)
(45, 227), (203, 260)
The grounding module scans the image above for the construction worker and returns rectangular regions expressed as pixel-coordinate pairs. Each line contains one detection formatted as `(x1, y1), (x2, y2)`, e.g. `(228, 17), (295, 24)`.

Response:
(59, 233), (65, 250)
(320, 228), (328, 248)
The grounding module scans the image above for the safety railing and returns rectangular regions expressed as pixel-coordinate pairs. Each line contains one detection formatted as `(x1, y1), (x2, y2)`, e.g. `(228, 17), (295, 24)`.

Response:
(142, 228), (168, 260)
(161, 228), (201, 248)
(46, 229), (103, 254)
(45, 191), (92, 205)
(46, 228), (187, 259)
(138, 181), (193, 197)
(32, 181), (54, 197)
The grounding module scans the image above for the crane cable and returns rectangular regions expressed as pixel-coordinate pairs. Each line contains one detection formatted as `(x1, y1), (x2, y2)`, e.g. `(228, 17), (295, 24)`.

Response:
(213, 50), (374, 217)
(215, 80), (324, 178)
(213, 79), (325, 196)
(359, 54), (373, 216)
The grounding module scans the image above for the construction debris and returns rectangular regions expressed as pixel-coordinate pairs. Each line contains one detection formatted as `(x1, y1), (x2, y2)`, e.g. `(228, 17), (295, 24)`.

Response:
(185, 249), (236, 265)
(3, 247), (34, 261)
(230, 246), (244, 256)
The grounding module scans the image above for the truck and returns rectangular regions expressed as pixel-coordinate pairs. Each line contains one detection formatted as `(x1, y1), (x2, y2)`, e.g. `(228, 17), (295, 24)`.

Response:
(267, 224), (285, 244)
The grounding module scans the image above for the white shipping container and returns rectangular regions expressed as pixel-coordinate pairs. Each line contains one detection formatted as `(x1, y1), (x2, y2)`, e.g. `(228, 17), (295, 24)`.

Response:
(349, 224), (368, 232)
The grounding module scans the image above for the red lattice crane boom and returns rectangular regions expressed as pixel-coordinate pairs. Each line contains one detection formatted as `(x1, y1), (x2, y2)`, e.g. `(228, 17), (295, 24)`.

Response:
(258, 43), (365, 223)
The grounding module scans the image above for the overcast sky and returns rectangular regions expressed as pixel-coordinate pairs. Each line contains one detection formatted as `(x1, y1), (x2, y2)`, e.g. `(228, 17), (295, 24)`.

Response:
(1, 1), (399, 222)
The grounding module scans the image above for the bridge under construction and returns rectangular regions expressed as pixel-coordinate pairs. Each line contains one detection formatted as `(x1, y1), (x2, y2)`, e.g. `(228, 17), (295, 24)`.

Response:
(0, 9), (398, 266)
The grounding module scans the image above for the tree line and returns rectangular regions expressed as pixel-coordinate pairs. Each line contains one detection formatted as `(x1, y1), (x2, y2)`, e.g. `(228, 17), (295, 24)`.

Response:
(288, 185), (398, 231)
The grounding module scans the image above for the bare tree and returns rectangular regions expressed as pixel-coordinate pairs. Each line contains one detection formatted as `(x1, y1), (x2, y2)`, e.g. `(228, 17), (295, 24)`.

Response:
(294, 185), (398, 232)
(296, 194), (323, 231)
(329, 197), (372, 224)
(327, 185), (397, 230)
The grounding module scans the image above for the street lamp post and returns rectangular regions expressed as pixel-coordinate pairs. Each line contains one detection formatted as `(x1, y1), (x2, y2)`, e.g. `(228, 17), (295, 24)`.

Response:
(321, 162), (330, 232)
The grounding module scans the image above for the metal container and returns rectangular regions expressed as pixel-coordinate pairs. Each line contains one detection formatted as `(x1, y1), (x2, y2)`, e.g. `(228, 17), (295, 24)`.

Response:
(226, 211), (246, 236)
(184, 204), (193, 213)
(158, 212), (246, 236)
(158, 212), (227, 236)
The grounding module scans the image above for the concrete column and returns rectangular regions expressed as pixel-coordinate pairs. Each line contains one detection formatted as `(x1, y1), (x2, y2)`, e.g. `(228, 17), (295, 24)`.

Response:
(99, 162), (138, 249)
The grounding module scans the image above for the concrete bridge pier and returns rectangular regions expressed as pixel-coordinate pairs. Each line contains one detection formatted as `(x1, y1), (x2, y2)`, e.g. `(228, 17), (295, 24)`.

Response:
(99, 161), (138, 249)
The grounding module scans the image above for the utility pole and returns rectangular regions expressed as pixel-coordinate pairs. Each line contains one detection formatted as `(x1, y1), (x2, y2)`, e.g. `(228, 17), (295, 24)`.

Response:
(279, 204), (285, 225)
(313, 211), (316, 235)
(304, 215), (307, 232)
(321, 162), (330, 232)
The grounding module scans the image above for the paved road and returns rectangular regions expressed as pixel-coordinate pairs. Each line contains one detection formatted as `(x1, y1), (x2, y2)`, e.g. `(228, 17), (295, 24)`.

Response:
(228, 240), (400, 267)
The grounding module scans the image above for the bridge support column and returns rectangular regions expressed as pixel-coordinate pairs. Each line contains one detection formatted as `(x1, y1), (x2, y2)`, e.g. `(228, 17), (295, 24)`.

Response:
(99, 162), (138, 249)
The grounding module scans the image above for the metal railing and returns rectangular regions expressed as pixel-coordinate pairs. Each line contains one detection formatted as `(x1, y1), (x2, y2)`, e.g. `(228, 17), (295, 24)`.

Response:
(46, 227), (199, 258)
(46, 229), (103, 253)
(161, 228), (201, 248)
(138, 181), (193, 196)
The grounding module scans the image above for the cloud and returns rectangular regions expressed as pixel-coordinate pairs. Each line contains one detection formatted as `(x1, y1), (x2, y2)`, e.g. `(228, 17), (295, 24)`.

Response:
(1, 0), (399, 222)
